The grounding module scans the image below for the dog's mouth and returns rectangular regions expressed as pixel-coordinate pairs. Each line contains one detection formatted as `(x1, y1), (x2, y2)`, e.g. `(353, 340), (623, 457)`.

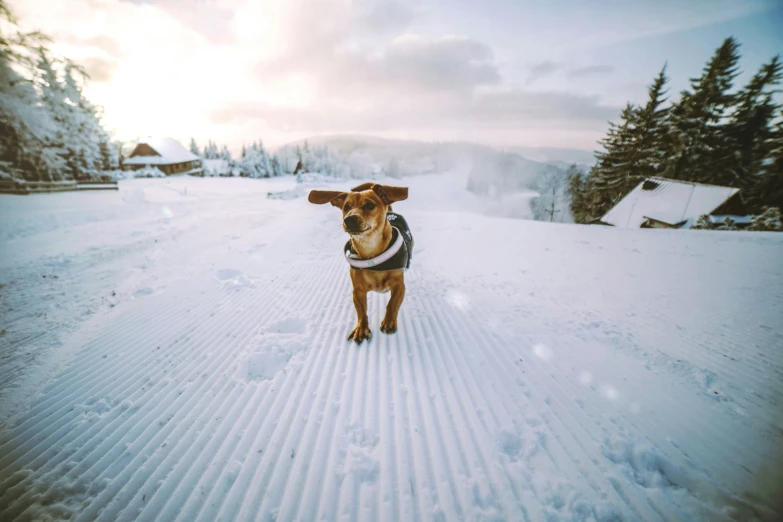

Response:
(344, 225), (368, 236)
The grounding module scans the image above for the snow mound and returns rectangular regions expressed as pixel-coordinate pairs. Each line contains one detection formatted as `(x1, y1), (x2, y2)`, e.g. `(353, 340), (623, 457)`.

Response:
(115, 166), (166, 179)
(267, 172), (346, 200)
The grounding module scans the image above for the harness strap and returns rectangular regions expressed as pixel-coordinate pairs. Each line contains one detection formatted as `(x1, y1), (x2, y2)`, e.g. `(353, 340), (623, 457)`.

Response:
(345, 227), (405, 269)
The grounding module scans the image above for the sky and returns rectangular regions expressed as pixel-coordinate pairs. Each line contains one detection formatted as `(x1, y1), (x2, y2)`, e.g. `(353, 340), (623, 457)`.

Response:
(11, 0), (783, 153)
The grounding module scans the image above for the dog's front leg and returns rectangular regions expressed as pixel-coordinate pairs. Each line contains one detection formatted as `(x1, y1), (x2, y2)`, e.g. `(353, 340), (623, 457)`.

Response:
(348, 288), (371, 344)
(381, 280), (405, 334)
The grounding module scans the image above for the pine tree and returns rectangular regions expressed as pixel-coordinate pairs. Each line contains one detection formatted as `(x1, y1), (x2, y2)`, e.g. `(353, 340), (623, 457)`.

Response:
(220, 144), (232, 162)
(189, 137), (200, 157)
(724, 56), (782, 202)
(238, 140), (271, 178)
(632, 64), (673, 180)
(63, 62), (106, 168)
(270, 155), (281, 177)
(36, 50), (65, 121)
(751, 112), (783, 212)
(99, 140), (113, 171)
(584, 103), (639, 219)
(76, 148), (89, 180)
(257, 141), (271, 177)
(0, 2), (118, 182)
(665, 37), (742, 184)
(64, 147), (78, 179)
(566, 164), (589, 223)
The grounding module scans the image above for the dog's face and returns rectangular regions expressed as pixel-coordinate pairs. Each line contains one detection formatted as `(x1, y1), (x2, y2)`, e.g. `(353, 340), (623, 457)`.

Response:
(336, 191), (386, 236)
(308, 183), (408, 238)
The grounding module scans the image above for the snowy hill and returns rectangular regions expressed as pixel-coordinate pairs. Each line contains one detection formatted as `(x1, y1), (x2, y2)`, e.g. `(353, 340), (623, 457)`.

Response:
(503, 146), (596, 167)
(1, 174), (781, 521)
(279, 136), (579, 222)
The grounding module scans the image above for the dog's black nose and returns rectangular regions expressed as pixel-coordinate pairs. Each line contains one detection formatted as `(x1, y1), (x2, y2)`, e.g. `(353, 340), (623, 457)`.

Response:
(344, 215), (360, 230)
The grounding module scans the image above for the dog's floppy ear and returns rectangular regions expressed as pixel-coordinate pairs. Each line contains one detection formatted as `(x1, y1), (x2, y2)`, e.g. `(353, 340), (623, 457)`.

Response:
(308, 190), (347, 208)
(371, 184), (408, 205)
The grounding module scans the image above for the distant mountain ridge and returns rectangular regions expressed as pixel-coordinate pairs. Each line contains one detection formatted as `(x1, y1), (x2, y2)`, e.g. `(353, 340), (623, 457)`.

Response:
(281, 134), (595, 169)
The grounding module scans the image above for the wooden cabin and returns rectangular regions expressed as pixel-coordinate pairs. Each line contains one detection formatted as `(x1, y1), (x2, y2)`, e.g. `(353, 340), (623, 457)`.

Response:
(122, 137), (203, 175)
(601, 177), (747, 229)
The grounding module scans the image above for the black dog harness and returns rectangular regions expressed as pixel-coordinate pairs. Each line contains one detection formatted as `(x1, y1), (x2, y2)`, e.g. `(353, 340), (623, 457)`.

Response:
(344, 213), (414, 271)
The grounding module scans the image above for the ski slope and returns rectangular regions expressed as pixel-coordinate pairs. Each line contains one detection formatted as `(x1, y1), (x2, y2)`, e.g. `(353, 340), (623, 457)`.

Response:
(1, 175), (782, 522)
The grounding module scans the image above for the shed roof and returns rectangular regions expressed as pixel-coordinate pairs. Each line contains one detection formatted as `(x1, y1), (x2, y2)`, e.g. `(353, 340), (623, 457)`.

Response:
(601, 177), (740, 228)
(124, 137), (199, 165)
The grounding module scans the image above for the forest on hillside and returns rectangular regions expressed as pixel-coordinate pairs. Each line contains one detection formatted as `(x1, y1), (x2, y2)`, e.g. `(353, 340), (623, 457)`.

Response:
(568, 37), (783, 223)
(193, 138), (342, 179)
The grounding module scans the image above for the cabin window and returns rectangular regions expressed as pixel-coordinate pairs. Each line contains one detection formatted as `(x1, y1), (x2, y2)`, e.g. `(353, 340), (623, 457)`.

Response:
(642, 180), (660, 191)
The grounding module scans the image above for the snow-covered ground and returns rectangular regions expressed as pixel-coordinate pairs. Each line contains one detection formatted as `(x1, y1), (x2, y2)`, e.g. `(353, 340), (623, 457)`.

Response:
(0, 174), (781, 522)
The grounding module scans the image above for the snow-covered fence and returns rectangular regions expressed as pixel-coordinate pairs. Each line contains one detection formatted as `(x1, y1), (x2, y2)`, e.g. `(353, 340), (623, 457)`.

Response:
(74, 181), (120, 192)
(0, 179), (118, 195)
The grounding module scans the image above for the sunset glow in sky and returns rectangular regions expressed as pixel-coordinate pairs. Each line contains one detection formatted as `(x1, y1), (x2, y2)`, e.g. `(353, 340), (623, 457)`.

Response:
(12, 0), (783, 151)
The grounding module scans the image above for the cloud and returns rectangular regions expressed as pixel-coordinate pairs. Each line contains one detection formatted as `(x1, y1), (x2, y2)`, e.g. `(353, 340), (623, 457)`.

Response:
(119, 0), (235, 44)
(467, 90), (619, 123)
(526, 61), (560, 85)
(326, 35), (502, 95)
(60, 34), (123, 57)
(81, 56), (118, 82)
(355, 0), (417, 35)
(568, 65), (615, 78)
(210, 88), (619, 133)
(11, 0), (628, 149)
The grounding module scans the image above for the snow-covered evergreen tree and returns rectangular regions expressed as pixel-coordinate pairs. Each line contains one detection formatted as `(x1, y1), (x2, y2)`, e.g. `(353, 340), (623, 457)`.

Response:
(531, 169), (569, 222)
(751, 111), (783, 212)
(99, 141), (114, 171)
(581, 103), (637, 220)
(220, 145), (233, 162)
(576, 38), (781, 224)
(0, 1), (113, 181)
(189, 138), (201, 157)
(270, 155), (282, 177)
(63, 147), (79, 180)
(61, 62), (110, 172)
(584, 66), (672, 221)
(200, 140), (221, 160)
(665, 38), (741, 184)
(748, 207), (782, 231)
(238, 140), (272, 178)
(724, 56), (782, 202)
(566, 164), (590, 223)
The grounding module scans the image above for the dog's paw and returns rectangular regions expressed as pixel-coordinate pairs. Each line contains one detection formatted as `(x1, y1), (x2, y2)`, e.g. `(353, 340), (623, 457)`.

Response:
(380, 318), (398, 334)
(348, 325), (372, 344)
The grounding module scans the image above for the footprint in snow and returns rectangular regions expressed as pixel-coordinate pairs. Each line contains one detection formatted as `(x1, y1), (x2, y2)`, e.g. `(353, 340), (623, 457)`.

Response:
(496, 429), (523, 461)
(215, 268), (242, 281)
(266, 317), (307, 335)
(236, 342), (306, 382)
(133, 287), (156, 299)
(215, 268), (254, 289)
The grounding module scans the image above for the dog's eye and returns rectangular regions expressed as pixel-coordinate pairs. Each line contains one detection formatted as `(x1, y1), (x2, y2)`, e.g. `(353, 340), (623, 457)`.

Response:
(364, 202), (375, 211)
(343, 204), (351, 212)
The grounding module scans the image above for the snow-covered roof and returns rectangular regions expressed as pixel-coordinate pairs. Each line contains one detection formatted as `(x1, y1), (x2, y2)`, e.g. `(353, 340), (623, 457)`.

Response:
(601, 177), (740, 228)
(124, 137), (199, 165)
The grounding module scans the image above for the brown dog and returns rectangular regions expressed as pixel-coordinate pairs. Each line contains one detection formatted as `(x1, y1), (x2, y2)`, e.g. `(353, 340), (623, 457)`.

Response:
(308, 183), (411, 344)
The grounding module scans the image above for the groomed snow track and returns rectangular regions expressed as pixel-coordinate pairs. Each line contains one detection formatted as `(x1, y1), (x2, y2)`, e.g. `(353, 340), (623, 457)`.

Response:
(1, 190), (782, 521)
